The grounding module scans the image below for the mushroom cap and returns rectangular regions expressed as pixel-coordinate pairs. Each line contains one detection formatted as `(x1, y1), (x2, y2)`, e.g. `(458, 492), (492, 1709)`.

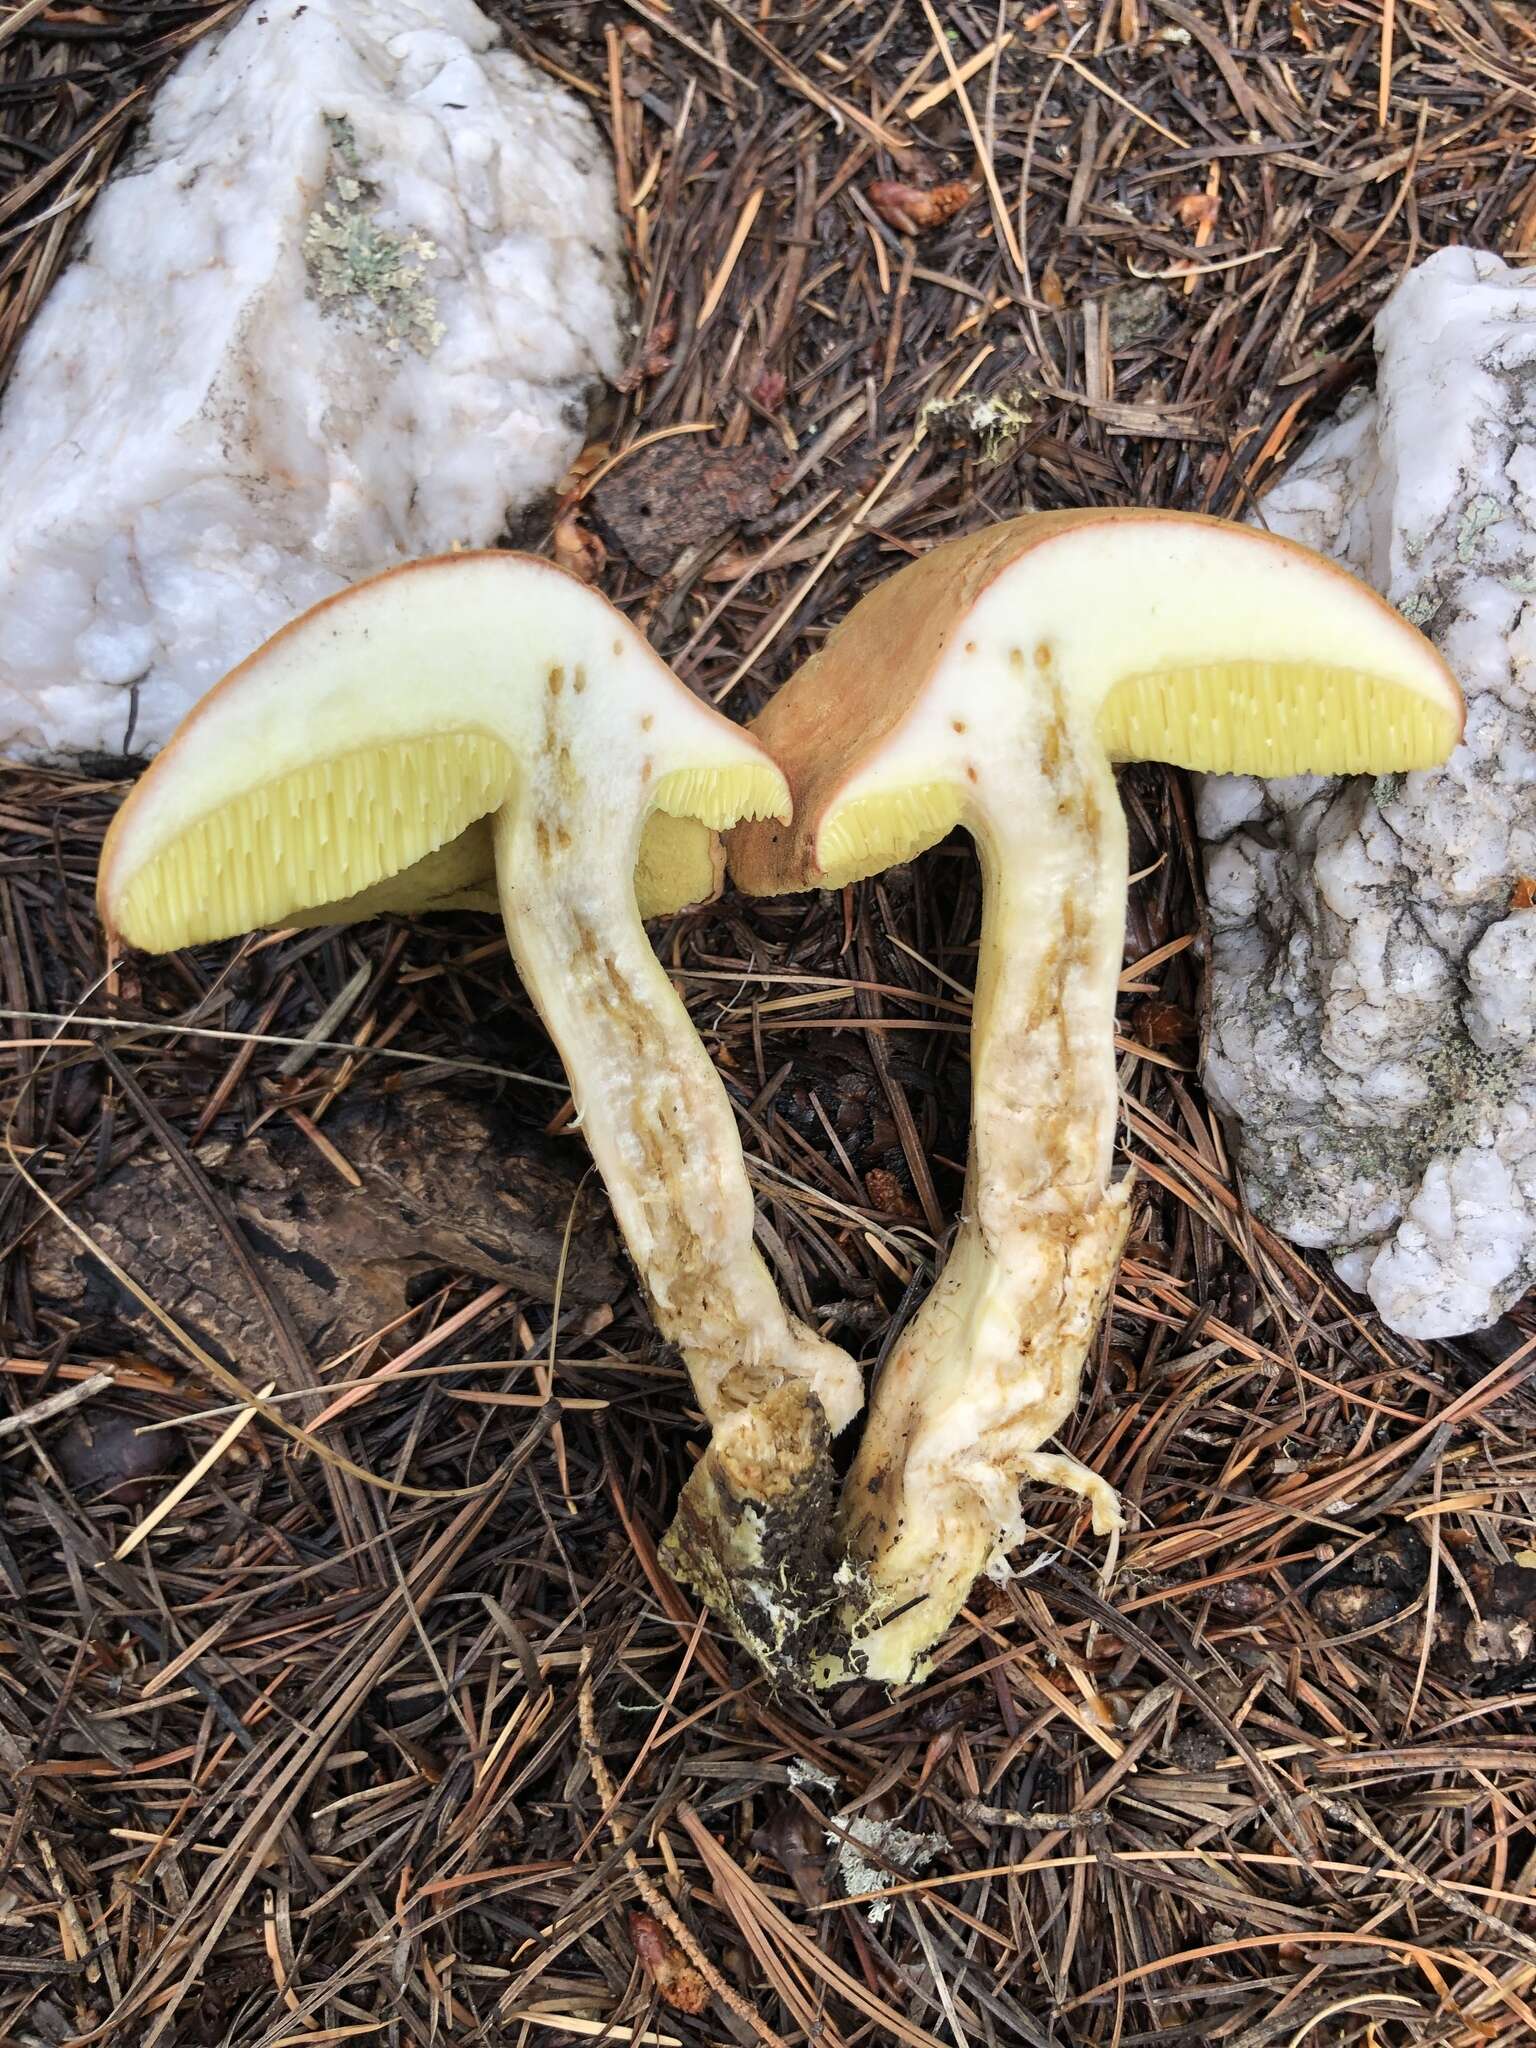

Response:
(729, 509), (1463, 895)
(101, 552), (787, 950)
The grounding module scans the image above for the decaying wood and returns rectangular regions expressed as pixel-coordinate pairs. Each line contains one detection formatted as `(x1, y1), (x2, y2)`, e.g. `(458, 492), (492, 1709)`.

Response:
(28, 1083), (619, 1373)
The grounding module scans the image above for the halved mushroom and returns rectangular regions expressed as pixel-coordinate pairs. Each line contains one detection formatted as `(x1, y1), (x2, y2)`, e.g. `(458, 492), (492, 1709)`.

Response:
(100, 553), (864, 1637)
(278, 794), (728, 929)
(729, 509), (1463, 1683)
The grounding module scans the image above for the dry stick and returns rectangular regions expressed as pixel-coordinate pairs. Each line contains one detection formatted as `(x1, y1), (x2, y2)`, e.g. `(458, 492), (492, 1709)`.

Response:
(696, 184), (764, 326)
(2, 1356), (169, 1394)
(0, 1368), (113, 1436)
(604, 24), (634, 213)
(1060, 52), (1187, 150)
(306, 1285), (510, 1432)
(115, 1386), (273, 1561)
(191, 982), (286, 1141)
(1326, 1794), (1536, 1968)
(0, 172), (97, 254)
(576, 1618), (716, 1856)
(907, 31), (1013, 119)
(1379, 0), (1397, 128)
(1402, 1456), (1444, 1736)
(275, 959), (371, 1077)
(576, 1667), (786, 2048)
(538, 1169), (597, 1512)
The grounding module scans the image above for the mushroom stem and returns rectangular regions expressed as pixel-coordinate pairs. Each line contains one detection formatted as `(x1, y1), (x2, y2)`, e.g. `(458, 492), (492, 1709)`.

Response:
(834, 696), (1132, 1683)
(493, 798), (859, 1438)
(494, 792), (857, 1672)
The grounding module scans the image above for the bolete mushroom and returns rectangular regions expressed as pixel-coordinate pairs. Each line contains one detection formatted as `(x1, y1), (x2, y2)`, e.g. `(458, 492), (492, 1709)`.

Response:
(99, 552), (864, 1636)
(729, 509), (1463, 1683)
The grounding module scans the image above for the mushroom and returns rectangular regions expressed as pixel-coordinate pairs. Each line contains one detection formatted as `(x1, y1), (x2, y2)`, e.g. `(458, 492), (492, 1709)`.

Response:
(729, 509), (1463, 1683)
(99, 552), (864, 1641)
(276, 794), (734, 930)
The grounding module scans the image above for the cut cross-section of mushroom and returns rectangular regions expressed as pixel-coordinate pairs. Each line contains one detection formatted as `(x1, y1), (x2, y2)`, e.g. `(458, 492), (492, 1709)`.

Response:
(284, 795), (729, 930)
(100, 552), (864, 1661)
(729, 509), (1463, 1684)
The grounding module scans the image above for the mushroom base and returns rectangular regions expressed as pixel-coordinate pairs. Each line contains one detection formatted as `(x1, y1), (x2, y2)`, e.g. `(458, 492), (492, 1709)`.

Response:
(828, 1183), (1133, 1686)
(660, 1382), (849, 1685)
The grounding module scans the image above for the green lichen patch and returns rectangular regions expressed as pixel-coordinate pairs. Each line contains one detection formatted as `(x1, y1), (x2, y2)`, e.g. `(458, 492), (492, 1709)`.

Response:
(304, 115), (445, 357)
(1456, 494), (1503, 563)
(1341, 1023), (1520, 1188)
(831, 1815), (946, 1923)
(1417, 1029), (1520, 1149)
(323, 111), (361, 169)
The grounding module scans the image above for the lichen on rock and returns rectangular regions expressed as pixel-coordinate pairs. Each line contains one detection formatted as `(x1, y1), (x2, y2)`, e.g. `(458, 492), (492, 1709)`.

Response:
(0, 0), (625, 766)
(303, 117), (445, 355)
(1198, 247), (1536, 1338)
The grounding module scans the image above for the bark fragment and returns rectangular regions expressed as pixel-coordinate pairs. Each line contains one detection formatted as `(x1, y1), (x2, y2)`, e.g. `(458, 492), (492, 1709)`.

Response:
(28, 1084), (621, 1375)
(588, 437), (781, 575)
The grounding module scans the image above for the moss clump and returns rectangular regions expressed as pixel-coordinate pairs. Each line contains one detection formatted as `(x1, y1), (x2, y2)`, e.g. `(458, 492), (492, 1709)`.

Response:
(304, 115), (445, 357)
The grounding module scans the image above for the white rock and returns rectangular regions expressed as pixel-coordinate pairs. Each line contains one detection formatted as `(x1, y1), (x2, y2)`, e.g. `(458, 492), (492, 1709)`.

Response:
(0, 0), (624, 764)
(1199, 247), (1536, 1337)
